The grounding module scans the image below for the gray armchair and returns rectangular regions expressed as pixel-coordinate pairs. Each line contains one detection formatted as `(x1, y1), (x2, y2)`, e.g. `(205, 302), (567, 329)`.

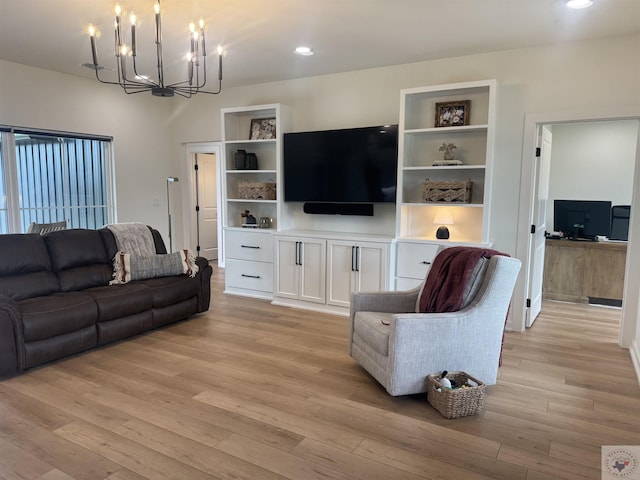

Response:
(349, 254), (521, 396)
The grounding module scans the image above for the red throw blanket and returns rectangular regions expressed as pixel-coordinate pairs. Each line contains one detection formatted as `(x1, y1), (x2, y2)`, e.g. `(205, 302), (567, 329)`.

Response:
(417, 246), (510, 366)
(418, 246), (506, 313)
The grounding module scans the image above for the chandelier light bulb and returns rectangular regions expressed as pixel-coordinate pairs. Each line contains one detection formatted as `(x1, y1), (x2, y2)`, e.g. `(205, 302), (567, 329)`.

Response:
(115, 5), (122, 16)
(199, 19), (205, 29)
(130, 13), (136, 26)
(217, 45), (223, 55)
(189, 22), (196, 33)
(88, 24), (96, 37)
(154, 3), (160, 15)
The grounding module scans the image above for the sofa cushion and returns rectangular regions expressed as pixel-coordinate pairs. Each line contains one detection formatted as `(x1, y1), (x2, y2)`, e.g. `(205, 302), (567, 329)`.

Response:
(45, 229), (113, 291)
(136, 275), (200, 308)
(18, 292), (97, 342)
(84, 283), (153, 322)
(0, 234), (60, 300)
(353, 311), (392, 357)
(45, 229), (110, 270)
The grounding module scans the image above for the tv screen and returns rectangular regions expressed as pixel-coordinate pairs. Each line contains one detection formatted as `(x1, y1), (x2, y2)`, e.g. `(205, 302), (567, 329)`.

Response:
(553, 200), (612, 239)
(283, 125), (398, 203)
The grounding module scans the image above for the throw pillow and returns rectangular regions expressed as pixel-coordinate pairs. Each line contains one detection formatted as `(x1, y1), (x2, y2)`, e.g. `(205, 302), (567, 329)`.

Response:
(110, 250), (199, 285)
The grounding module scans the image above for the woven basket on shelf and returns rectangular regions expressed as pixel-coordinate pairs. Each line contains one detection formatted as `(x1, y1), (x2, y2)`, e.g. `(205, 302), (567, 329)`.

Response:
(421, 179), (472, 203)
(238, 181), (276, 200)
(426, 371), (486, 419)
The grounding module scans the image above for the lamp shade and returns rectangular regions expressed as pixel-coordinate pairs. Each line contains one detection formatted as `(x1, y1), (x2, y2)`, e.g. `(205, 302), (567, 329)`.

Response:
(433, 207), (454, 226)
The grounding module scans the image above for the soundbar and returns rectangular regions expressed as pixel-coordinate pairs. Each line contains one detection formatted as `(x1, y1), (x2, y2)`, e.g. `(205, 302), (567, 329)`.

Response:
(303, 203), (374, 216)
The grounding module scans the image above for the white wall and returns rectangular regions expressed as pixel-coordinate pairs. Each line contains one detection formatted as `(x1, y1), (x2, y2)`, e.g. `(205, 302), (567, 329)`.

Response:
(0, 60), (177, 241)
(546, 120), (638, 231)
(170, 33), (640, 257)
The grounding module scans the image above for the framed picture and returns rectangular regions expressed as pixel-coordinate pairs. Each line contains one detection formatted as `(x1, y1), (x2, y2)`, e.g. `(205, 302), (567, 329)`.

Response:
(435, 100), (471, 128)
(250, 118), (277, 140)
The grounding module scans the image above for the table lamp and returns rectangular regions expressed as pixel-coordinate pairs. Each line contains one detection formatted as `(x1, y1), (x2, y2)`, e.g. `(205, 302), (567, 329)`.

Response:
(433, 207), (454, 240)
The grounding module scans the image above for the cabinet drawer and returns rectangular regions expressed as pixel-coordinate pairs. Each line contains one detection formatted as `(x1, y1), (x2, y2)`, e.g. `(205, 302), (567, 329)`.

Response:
(225, 230), (273, 262)
(225, 259), (273, 293)
(396, 242), (441, 280)
(395, 277), (424, 291)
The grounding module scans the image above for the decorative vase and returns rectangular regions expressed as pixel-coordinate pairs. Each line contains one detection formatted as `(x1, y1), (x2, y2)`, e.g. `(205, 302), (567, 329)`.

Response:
(439, 143), (457, 161)
(235, 149), (247, 170)
(246, 152), (258, 170)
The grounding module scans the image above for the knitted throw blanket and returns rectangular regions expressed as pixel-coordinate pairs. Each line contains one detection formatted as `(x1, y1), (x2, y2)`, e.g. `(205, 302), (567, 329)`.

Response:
(106, 223), (156, 256)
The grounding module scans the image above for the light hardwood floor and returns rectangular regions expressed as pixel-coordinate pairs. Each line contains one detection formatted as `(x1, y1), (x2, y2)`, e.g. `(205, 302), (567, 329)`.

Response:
(1, 268), (639, 480)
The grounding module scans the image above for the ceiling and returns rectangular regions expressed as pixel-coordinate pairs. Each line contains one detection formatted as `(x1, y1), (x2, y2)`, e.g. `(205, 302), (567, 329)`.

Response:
(1, 0), (639, 90)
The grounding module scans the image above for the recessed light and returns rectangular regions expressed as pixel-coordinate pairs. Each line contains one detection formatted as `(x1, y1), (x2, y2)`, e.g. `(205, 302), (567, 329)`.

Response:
(295, 46), (314, 56)
(566, 0), (594, 9)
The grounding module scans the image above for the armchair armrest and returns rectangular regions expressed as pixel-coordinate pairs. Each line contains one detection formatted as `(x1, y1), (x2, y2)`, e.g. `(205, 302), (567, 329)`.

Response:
(350, 287), (420, 316)
(348, 287), (420, 355)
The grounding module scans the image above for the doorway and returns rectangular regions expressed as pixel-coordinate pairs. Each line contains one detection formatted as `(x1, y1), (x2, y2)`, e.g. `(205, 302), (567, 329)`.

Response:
(515, 109), (640, 349)
(184, 143), (223, 266)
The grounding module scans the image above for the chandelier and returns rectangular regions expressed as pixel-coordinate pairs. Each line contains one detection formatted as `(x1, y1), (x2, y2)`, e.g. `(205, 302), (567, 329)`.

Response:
(87, 1), (223, 98)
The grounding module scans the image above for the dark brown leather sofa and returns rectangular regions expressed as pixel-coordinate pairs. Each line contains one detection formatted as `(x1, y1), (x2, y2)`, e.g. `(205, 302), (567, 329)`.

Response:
(0, 227), (212, 377)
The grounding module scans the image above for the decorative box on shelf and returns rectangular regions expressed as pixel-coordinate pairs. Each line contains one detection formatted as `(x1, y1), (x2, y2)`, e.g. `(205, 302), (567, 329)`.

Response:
(238, 181), (276, 200)
(421, 178), (472, 203)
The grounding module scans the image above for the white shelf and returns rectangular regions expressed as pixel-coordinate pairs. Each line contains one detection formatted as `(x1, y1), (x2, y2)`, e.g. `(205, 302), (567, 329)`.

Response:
(225, 139), (277, 145)
(227, 169), (277, 174)
(227, 199), (277, 204)
(401, 202), (484, 208)
(405, 125), (489, 135)
(403, 165), (486, 172)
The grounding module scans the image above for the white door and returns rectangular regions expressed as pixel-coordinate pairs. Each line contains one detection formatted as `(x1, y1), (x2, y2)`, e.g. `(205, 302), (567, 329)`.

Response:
(356, 242), (389, 293)
(196, 153), (218, 260)
(274, 237), (300, 300)
(299, 239), (326, 304)
(326, 240), (354, 308)
(526, 125), (552, 327)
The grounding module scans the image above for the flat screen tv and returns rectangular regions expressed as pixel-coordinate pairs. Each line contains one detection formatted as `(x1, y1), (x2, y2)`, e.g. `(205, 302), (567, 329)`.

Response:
(283, 125), (398, 204)
(553, 199), (612, 240)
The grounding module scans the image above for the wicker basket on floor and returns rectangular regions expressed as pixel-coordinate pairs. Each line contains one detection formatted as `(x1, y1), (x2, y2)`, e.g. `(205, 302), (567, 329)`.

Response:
(421, 179), (472, 203)
(427, 371), (485, 419)
(238, 181), (276, 200)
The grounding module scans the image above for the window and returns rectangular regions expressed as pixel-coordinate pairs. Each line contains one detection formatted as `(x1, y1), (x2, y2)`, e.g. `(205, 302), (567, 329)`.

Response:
(0, 128), (115, 234)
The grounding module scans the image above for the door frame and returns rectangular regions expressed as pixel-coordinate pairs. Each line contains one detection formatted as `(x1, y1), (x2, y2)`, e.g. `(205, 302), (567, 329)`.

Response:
(182, 142), (224, 267)
(514, 107), (640, 350)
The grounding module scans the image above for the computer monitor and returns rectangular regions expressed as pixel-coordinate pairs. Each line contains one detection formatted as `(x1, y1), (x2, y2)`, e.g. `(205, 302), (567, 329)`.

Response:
(553, 200), (612, 240)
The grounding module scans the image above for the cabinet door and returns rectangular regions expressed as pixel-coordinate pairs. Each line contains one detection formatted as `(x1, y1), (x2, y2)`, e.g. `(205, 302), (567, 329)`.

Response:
(355, 242), (389, 294)
(326, 240), (355, 308)
(274, 237), (300, 300)
(299, 239), (326, 304)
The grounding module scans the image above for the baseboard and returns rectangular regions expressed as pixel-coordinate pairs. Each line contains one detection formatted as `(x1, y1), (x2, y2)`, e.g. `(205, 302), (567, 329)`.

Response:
(631, 339), (640, 386)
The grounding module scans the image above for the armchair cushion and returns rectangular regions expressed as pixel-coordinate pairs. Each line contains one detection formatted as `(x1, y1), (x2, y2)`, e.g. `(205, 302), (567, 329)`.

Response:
(354, 312), (392, 356)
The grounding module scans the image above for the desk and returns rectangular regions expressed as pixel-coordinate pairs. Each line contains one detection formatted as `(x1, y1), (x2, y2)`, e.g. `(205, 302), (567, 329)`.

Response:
(543, 239), (627, 305)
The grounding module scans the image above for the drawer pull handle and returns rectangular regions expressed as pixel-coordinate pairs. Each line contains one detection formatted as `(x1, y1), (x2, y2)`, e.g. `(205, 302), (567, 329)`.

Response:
(421, 261), (431, 265)
(241, 245), (260, 249)
(241, 274), (261, 279)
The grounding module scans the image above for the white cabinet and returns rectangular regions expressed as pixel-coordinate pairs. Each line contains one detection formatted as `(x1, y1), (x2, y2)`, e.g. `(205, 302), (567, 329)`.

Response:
(394, 240), (441, 290)
(224, 229), (274, 299)
(396, 80), (495, 244)
(274, 236), (326, 304)
(327, 240), (389, 308)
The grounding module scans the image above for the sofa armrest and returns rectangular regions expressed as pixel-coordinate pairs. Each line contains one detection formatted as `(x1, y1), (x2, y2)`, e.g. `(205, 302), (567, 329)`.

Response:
(194, 256), (213, 312)
(0, 294), (24, 377)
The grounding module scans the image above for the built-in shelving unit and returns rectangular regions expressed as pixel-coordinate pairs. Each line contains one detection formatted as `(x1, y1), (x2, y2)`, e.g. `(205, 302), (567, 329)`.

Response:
(221, 104), (290, 299)
(396, 80), (496, 244)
